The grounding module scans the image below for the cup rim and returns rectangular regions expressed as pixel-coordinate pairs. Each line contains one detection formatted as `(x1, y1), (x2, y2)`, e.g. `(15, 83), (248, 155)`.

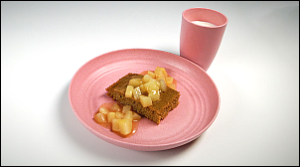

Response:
(182, 8), (228, 28)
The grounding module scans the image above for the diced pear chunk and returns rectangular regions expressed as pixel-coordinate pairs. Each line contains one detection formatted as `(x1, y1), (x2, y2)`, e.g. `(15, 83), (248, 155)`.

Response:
(112, 118), (120, 132)
(155, 67), (167, 79)
(147, 71), (156, 78)
(99, 107), (109, 115)
(132, 112), (141, 120)
(159, 79), (167, 92)
(148, 89), (160, 101)
(123, 110), (133, 121)
(129, 78), (142, 87)
(168, 83), (176, 90)
(111, 103), (121, 112)
(125, 85), (134, 98)
(94, 113), (107, 123)
(155, 72), (164, 80)
(133, 86), (142, 100)
(122, 105), (131, 113)
(144, 79), (160, 92)
(156, 76), (166, 83)
(166, 77), (173, 85)
(159, 67), (168, 76)
(142, 74), (153, 83)
(140, 95), (152, 107)
(115, 111), (123, 119)
(107, 112), (116, 122)
(119, 118), (132, 135)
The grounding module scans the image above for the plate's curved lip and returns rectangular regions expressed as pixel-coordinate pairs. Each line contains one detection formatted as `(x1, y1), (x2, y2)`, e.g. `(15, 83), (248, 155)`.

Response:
(68, 48), (220, 151)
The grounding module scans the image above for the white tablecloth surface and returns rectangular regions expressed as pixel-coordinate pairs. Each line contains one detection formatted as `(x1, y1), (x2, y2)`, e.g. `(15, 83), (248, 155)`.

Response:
(2, 1), (299, 165)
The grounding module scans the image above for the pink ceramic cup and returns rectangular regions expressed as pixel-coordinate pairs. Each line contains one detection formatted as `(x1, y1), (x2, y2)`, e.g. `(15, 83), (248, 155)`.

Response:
(180, 8), (228, 71)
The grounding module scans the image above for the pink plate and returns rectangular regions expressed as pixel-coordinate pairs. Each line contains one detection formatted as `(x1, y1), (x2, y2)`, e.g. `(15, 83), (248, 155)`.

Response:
(69, 48), (220, 151)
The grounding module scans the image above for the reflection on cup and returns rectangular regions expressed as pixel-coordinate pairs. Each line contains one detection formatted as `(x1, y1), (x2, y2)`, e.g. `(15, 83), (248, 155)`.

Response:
(191, 21), (216, 27)
(180, 8), (228, 71)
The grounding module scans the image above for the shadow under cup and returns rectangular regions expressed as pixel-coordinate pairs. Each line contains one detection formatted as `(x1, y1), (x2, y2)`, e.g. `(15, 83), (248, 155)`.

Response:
(180, 8), (228, 71)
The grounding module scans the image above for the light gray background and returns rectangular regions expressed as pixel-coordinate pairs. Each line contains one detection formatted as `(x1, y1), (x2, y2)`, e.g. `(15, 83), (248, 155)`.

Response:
(1, 1), (299, 166)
